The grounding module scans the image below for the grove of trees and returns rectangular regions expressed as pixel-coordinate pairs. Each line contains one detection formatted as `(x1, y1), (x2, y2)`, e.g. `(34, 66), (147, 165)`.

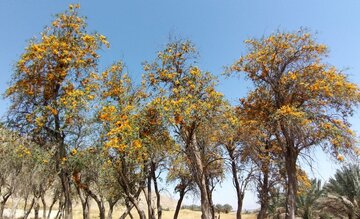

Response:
(1, 4), (360, 219)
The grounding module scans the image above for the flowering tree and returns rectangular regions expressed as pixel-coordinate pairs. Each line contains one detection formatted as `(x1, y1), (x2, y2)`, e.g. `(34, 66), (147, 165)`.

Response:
(5, 5), (109, 218)
(228, 30), (360, 218)
(145, 40), (225, 219)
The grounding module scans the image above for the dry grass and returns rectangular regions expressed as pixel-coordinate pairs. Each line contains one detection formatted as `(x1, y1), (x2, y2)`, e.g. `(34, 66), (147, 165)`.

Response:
(72, 207), (257, 219)
(6, 196), (258, 219)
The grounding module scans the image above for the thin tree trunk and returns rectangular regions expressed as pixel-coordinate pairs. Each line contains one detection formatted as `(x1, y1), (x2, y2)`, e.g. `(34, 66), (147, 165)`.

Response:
(206, 182), (215, 219)
(151, 161), (162, 219)
(23, 197), (35, 219)
(41, 194), (47, 219)
(173, 188), (186, 219)
(0, 193), (11, 219)
(0, 202), (5, 219)
(128, 198), (146, 219)
(228, 147), (244, 219)
(47, 195), (58, 219)
(83, 186), (105, 219)
(257, 150), (270, 219)
(107, 201), (116, 219)
(75, 183), (90, 219)
(285, 148), (297, 219)
(80, 198), (90, 219)
(60, 170), (72, 219)
(119, 200), (134, 219)
(34, 200), (40, 219)
(55, 200), (64, 219)
(146, 173), (156, 219)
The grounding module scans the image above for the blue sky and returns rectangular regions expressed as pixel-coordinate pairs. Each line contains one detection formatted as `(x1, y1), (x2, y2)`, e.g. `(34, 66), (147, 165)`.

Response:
(1, 0), (360, 210)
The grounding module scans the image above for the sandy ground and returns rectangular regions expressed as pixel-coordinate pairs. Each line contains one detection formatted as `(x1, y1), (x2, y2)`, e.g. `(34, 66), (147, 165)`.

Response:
(3, 194), (257, 219)
(3, 207), (257, 219)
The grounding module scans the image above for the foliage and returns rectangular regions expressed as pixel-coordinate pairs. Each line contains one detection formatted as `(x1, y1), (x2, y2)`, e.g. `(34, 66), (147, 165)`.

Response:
(228, 29), (360, 217)
(228, 29), (360, 164)
(215, 204), (233, 214)
(3, 4), (360, 219)
(321, 164), (360, 218)
(296, 178), (324, 219)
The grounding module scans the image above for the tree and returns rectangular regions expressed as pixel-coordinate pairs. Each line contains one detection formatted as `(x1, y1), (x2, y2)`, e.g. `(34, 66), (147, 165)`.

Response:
(167, 152), (197, 219)
(228, 30), (360, 219)
(216, 105), (255, 219)
(145, 40), (225, 219)
(236, 116), (281, 219)
(98, 62), (148, 219)
(321, 164), (360, 218)
(0, 128), (27, 218)
(138, 103), (174, 219)
(5, 4), (109, 218)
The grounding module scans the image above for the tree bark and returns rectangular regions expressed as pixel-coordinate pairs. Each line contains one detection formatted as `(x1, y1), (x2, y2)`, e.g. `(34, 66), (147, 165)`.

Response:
(257, 197), (269, 219)
(34, 200), (40, 219)
(23, 197), (35, 219)
(119, 199), (134, 219)
(257, 151), (270, 219)
(173, 188), (186, 219)
(133, 204), (146, 219)
(0, 203), (4, 219)
(60, 170), (73, 219)
(146, 173), (156, 219)
(187, 130), (213, 219)
(107, 201), (117, 219)
(0, 192), (11, 219)
(230, 154), (243, 219)
(47, 195), (58, 219)
(285, 148), (297, 219)
(83, 186), (105, 219)
(41, 194), (47, 219)
(151, 161), (162, 219)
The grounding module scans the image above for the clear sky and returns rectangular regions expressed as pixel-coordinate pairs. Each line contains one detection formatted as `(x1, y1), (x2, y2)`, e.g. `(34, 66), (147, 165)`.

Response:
(1, 0), (360, 210)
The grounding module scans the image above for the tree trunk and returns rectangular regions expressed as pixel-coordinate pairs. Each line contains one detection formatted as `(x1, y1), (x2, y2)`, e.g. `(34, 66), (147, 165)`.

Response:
(23, 197), (35, 219)
(257, 200), (269, 219)
(107, 201), (115, 219)
(128, 198), (146, 219)
(119, 200), (134, 219)
(99, 204), (105, 219)
(34, 201), (40, 219)
(285, 148), (297, 219)
(206, 183), (215, 219)
(187, 132), (213, 219)
(83, 186), (105, 219)
(146, 173), (156, 219)
(47, 195), (58, 219)
(82, 203), (90, 219)
(151, 161), (162, 219)
(41, 194), (47, 219)
(0, 202), (5, 219)
(173, 188), (186, 219)
(257, 147), (270, 219)
(75, 183), (90, 219)
(230, 157), (243, 219)
(198, 176), (212, 219)
(60, 170), (72, 219)
(0, 193), (11, 219)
